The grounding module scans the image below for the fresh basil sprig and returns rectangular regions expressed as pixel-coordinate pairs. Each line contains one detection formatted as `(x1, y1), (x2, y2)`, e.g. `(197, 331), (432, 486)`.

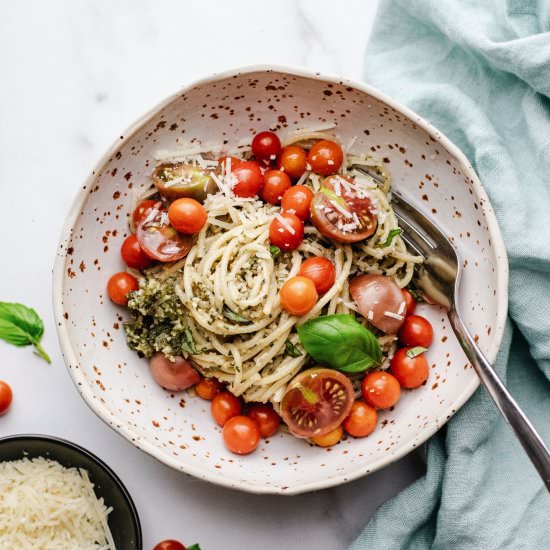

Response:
(297, 314), (381, 373)
(0, 302), (51, 363)
(187, 545), (201, 550)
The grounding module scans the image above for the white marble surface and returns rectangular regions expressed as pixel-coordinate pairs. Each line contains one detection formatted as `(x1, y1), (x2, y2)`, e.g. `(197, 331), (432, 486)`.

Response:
(0, 1), (425, 548)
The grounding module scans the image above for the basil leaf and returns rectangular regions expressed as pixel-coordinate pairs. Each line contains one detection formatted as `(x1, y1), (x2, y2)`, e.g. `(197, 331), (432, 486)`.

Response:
(284, 340), (302, 358)
(269, 245), (281, 259)
(376, 228), (402, 248)
(297, 314), (381, 373)
(187, 545), (201, 550)
(222, 306), (251, 324)
(406, 346), (428, 358)
(0, 302), (51, 363)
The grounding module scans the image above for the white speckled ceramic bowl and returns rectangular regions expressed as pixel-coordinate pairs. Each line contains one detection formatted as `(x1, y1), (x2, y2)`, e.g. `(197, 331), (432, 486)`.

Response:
(53, 66), (508, 494)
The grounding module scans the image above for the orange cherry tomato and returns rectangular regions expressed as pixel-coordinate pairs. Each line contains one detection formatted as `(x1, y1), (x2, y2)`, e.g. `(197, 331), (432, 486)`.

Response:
(281, 185), (314, 221)
(247, 403), (281, 438)
(343, 401), (378, 437)
(260, 170), (291, 205)
(0, 381), (13, 415)
(211, 392), (242, 426)
(391, 348), (429, 388)
(401, 288), (417, 317)
(279, 276), (318, 316)
(195, 378), (223, 400)
(269, 212), (304, 251)
(223, 415), (261, 455)
(398, 315), (434, 348)
(297, 257), (336, 294)
(120, 234), (152, 270)
(168, 198), (207, 234)
(307, 139), (343, 176)
(278, 145), (307, 179)
(312, 425), (343, 447)
(361, 371), (401, 409)
(107, 272), (139, 306)
(252, 131), (281, 162)
(132, 199), (158, 225)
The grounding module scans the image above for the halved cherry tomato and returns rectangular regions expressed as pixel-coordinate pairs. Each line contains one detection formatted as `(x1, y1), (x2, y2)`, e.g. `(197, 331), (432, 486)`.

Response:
(252, 131), (281, 162)
(260, 170), (291, 205)
(349, 274), (406, 334)
(312, 425), (343, 447)
(343, 401), (378, 437)
(361, 371), (401, 409)
(120, 234), (152, 270)
(247, 403), (281, 438)
(153, 541), (186, 550)
(279, 276), (318, 316)
(0, 381), (13, 415)
(310, 176), (377, 243)
(269, 212), (304, 251)
(391, 348), (429, 388)
(132, 199), (158, 226)
(107, 272), (139, 305)
(278, 145), (307, 179)
(211, 392), (242, 426)
(398, 315), (434, 348)
(153, 162), (215, 202)
(195, 378), (223, 400)
(223, 415), (261, 455)
(298, 257), (336, 294)
(149, 353), (200, 391)
(232, 161), (264, 197)
(168, 198), (207, 234)
(402, 288), (417, 317)
(307, 140), (343, 176)
(281, 185), (314, 221)
(137, 207), (193, 262)
(280, 367), (354, 438)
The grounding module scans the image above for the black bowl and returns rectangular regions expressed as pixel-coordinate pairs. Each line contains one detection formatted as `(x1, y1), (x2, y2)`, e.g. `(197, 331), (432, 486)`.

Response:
(0, 434), (142, 549)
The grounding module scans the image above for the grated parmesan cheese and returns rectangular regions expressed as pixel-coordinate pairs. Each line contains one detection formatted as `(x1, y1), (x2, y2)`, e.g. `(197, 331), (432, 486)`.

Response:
(0, 457), (115, 549)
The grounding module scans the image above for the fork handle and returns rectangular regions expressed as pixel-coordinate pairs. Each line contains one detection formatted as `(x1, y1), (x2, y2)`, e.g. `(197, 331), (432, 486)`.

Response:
(449, 309), (550, 491)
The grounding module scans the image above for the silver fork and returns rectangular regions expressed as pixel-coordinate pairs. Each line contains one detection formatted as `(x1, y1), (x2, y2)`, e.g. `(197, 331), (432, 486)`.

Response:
(389, 190), (550, 490)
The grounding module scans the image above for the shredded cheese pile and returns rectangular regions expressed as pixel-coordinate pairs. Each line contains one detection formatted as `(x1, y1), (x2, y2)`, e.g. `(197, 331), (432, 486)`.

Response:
(0, 457), (115, 549)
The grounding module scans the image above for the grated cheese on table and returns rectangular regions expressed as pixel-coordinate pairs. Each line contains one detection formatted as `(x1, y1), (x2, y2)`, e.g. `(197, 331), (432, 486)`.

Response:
(0, 457), (115, 550)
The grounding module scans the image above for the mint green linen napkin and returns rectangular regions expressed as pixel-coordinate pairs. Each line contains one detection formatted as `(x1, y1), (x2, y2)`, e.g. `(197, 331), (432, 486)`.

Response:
(351, 1), (550, 548)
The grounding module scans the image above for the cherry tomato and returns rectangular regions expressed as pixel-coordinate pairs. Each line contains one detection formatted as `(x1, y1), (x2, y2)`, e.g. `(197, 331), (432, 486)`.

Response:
(153, 541), (186, 550)
(402, 288), (417, 317)
(232, 161), (264, 198)
(312, 425), (343, 447)
(278, 145), (307, 179)
(247, 403), (281, 438)
(149, 353), (200, 391)
(137, 207), (193, 262)
(132, 199), (158, 226)
(398, 315), (434, 348)
(391, 348), (429, 388)
(168, 198), (207, 234)
(307, 140), (343, 176)
(349, 274), (406, 334)
(195, 378), (223, 400)
(279, 276), (318, 316)
(343, 401), (378, 437)
(361, 371), (401, 409)
(211, 392), (242, 426)
(107, 272), (139, 306)
(298, 257), (336, 294)
(310, 176), (377, 243)
(280, 367), (354, 438)
(269, 212), (304, 251)
(0, 381), (13, 415)
(223, 415), (261, 455)
(153, 163), (215, 202)
(217, 155), (242, 170)
(260, 170), (291, 205)
(281, 185), (314, 221)
(120, 234), (152, 270)
(252, 131), (281, 162)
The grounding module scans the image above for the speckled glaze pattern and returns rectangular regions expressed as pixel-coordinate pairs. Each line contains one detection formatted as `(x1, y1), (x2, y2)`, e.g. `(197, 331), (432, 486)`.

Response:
(53, 66), (508, 495)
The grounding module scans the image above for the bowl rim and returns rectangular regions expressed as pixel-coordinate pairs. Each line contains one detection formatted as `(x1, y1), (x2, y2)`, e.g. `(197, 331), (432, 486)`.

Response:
(0, 433), (142, 546)
(52, 63), (509, 495)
